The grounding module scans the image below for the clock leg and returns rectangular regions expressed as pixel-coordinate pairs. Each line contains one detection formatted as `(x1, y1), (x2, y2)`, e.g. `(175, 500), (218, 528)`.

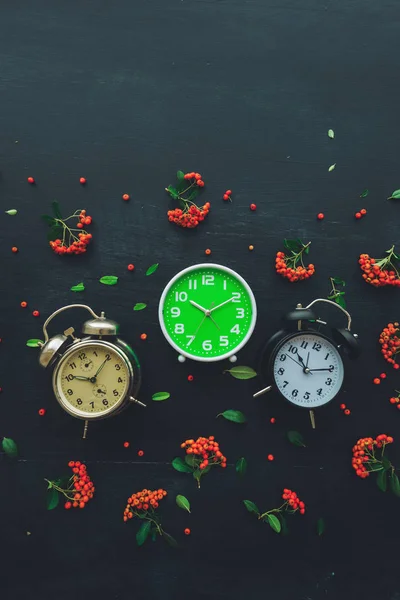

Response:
(309, 410), (316, 429)
(82, 420), (89, 439)
(178, 355), (186, 363)
(253, 385), (272, 398)
(229, 355), (237, 363)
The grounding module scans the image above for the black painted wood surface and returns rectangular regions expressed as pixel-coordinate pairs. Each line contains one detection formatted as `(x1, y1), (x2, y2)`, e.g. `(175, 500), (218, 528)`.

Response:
(1, 1), (400, 598)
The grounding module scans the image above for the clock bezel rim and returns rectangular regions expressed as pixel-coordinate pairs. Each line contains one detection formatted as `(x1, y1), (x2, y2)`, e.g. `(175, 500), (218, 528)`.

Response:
(269, 330), (344, 409)
(52, 339), (134, 420)
(158, 263), (257, 362)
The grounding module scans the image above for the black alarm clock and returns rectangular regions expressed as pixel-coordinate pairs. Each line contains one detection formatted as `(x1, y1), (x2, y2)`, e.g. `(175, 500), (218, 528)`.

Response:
(253, 298), (361, 428)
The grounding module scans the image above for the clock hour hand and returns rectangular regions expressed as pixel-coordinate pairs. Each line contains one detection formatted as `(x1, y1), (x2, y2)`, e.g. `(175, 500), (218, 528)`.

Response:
(296, 352), (313, 375)
(190, 300), (209, 314)
(72, 375), (91, 381)
(209, 297), (234, 313)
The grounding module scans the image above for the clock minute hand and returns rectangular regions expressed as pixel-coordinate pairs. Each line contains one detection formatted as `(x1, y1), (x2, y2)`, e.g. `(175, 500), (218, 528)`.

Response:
(296, 352), (313, 375)
(308, 368), (333, 372)
(209, 297), (234, 313)
(94, 358), (108, 378)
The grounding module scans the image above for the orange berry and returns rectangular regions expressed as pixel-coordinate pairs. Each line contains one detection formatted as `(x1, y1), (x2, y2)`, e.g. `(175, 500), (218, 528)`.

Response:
(140, 333), (147, 340)
(122, 194), (130, 201)
(20, 301), (27, 308)
(205, 248), (211, 255)
(248, 245), (254, 251)
(184, 528), (191, 535)
(11, 247), (18, 253)
(138, 450), (144, 457)
(267, 454), (274, 461)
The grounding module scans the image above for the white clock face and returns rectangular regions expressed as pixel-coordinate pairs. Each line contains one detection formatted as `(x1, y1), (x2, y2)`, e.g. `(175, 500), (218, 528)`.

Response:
(272, 332), (344, 408)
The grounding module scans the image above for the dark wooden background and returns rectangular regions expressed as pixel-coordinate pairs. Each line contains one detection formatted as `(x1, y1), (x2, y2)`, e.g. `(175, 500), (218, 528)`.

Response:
(2, 1), (400, 598)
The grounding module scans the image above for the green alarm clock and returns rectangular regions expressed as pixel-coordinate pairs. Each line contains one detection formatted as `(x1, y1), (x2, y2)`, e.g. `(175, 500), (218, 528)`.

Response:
(158, 263), (257, 362)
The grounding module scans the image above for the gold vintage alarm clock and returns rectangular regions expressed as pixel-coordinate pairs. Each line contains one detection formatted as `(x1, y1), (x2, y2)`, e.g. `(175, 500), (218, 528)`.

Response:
(38, 304), (145, 438)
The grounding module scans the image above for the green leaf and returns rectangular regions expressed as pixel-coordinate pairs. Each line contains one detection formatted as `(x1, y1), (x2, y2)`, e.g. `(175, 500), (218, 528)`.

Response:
(279, 514), (289, 536)
(328, 163), (336, 172)
(187, 189), (199, 201)
(235, 457), (247, 476)
(145, 263), (159, 276)
(224, 365), (257, 380)
(217, 409), (247, 423)
(267, 514), (281, 533)
(26, 339), (43, 348)
(99, 275), (118, 286)
(390, 472), (400, 497)
(151, 529), (157, 542)
(46, 488), (59, 510)
(176, 494), (191, 513)
(5, 209), (17, 216)
(2, 437), (18, 458)
(360, 189), (369, 198)
(388, 189), (400, 200)
(327, 129), (335, 139)
(177, 170), (185, 182)
(70, 282), (85, 292)
(133, 303), (147, 311)
(332, 277), (345, 286)
(317, 517), (325, 536)
(284, 238), (302, 253)
(42, 214), (56, 225)
(136, 521), (151, 546)
(193, 465), (210, 482)
(243, 500), (259, 515)
(172, 457), (193, 473)
(162, 531), (178, 547)
(152, 392), (170, 402)
(166, 185), (179, 200)
(376, 469), (387, 492)
(335, 295), (346, 309)
(184, 454), (196, 467)
(47, 225), (63, 241)
(287, 430), (306, 447)
(382, 456), (391, 471)
(52, 201), (62, 219)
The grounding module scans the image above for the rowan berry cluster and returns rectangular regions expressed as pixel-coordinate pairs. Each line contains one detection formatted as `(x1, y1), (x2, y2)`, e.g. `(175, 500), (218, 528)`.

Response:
(244, 488), (306, 534)
(359, 247), (400, 287)
(50, 232), (92, 255)
(167, 202), (210, 229)
(45, 461), (95, 510)
(355, 208), (367, 219)
(351, 435), (393, 478)
(181, 435), (227, 470)
(45, 205), (93, 256)
(281, 489), (306, 514)
(123, 488), (167, 521)
(222, 189), (232, 201)
(166, 170), (210, 229)
(389, 391), (400, 410)
(378, 322), (400, 369)
(183, 171), (205, 187)
(275, 248), (315, 282)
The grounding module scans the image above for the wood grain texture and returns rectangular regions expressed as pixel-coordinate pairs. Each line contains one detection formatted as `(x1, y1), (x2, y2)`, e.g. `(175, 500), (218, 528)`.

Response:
(1, 0), (400, 598)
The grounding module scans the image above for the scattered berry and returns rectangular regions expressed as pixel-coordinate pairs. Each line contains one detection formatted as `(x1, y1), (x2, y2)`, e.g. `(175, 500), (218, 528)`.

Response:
(250, 203), (257, 211)
(270, 417), (276, 424)
(317, 213), (324, 220)
(226, 189), (232, 196)
(32, 310), (40, 317)
(248, 245), (254, 251)
(223, 194), (229, 201)
(79, 177), (86, 185)
(127, 264), (135, 271)
(340, 403), (346, 410)
(355, 212), (362, 219)
(38, 408), (46, 416)
(380, 373), (387, 379)
(344, 409), (351, 415)
(122, 194), (130, 201)
(123, 442), (130, 448)
(373, 378), (381, 385)
(11, 247), (18, 253)
(20, 301), (27, 308)
(205, 248), (211, 255)
(65, 502), (72, 510)
(267, 454), (274, 461)
(184, 528), (191, 535)
(27, 176), (35, 184)
(187, 375), (194, 382)
(140, 333), (147, 340)
(137, 450), (144, 457)
(360, 208), (367, 215)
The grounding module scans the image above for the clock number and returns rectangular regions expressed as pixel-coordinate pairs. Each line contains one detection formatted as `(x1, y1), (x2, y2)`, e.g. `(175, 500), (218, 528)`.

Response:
(324, 353), (330, 361)
(236, 308), (245, 319)
(186, 335), (195, 347)
(171, 307), (181, 318)
(78, 352), (87, 360)
(65, 374), (74, 381)
(220, 336), (229, 347)
(328, 365), (334, 372)
(303, 392), (310, 400)
(312, 342), (322, 351)
(175, 291), (188, 302)
(188, 279), (197, 290)
(89, 401), (95, 409)
(279, 354), (286, 362)
(202, 340), (212, 351)
(291, 389), (298, 397)
(300, 341), (308, 349)
(325, 378), (332, 386)
(115, 364), (121, 371)
(118, 377), (123, 383)
(277, 368), (285, 375)
(288, 345), (297, 354)
(230, 324), (240, 334)
(316, 388), (323, 395)
(283, 381), (289, 388)
(69, 362), (76, 370)
(67, 389), (73, 396)
(113, 389), (118, 396)
(232, 292), (241, 303)
(105, 353), (111, 361)
(93, 350), (98, 357)
(174, 323), (185, 334)
(103, 399), (109, 406)
(202, 275), (214, 286)
(76, 398), (82, 405)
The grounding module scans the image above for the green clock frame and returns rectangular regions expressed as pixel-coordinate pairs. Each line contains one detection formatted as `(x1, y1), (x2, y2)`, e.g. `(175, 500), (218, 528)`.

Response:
(158, 263), (257, 362)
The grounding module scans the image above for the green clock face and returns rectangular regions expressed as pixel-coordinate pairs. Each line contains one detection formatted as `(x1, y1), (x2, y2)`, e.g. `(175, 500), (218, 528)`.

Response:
(159, 264), (257, 361)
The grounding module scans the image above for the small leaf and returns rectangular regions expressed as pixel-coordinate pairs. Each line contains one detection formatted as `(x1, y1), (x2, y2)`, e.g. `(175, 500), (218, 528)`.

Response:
(382, 456), (391, 471)
(177, 170), (185, 182)
(166, 185), (179, 200)
(335, 295), (346, 309)
(187, 189), (199, 201)
(267, 514), (281, 533)
(51, 201), (62, 219)
(133, 303), (147, 311)
(5, 209), (17, 216)
(146, 263), (159, 276)
(193, 465), (210, 481)
(46, 488), (59, 510)
(184, 454), (196, 467)
(284, 238), (302, 253)
(99, 275), (118, 286)
(47, 225), (63, 241)
(26, 339), (43, 348)
(328, 163), (336, 172)
(279, 514), (289, 536)
(376, 469), (387, 492)
(217, 409), (247, 423)
(388, 189), (400, 200)
(332, 277), (345, 286)
(328, 129), (335, 139)
(236, 457), (247, 476)
(42, 214), (55, 225)
(176, 494), (191, 513)
(287, 430), (306, 447)
(136, 521), (151, 546)
(390, 473), (400, 497)
(2, 437), (18, 458)
(172, 457), (193, 473)
(70, 282), (85, 292)
(151, 529), (157, 542)
(317, 517), (325, 536)
(243, 500), (259, 515)
(360, 189), (369, 198)
(162, 531), (178, 547)
(224, 365), (257, 380)
(152, 392), (170, 402)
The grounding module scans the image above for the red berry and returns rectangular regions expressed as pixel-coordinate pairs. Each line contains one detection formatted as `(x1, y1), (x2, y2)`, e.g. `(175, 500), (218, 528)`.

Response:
(20, 301), (27, 308)
(184, 528), (191, 535)
(267, 454), (274, 461)
(250, 203), (256, 211)
(355, 212), (362, 219)
(137, 450), (144, 457)
(140, 333), (147, 340)
(11, 247), (18, 253)
(380, 373), (387, 379)
(65, 502), (72, 510)
(27, 176), (35, 184)
(360, 208), (367, 215)
(123, 441), (130, 448)
(223, 194), (229, 201)
(317, 213), (324, 220)
(32, 310), (40, 317)
(340, 403), (346, 410)
(344, 409), (351, 415)
(38, 408), (46, 416)
(226, 190), (232, 195)
(373, 378), (381, 385)
(127, 264), (135, 271)
(187, 375), (194, 382)
(122, 194), (130, 201)
(79, 177), (86, 185)
(270, 417), (276, 424)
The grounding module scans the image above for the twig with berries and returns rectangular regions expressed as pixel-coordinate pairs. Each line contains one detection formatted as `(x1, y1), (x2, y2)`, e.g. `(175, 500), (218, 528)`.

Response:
(275, 239), (315, 282)
(352, 435), (400, 495)
(389, 391), (400, 410)
(327, 277), (346, 309)
(379, 322), (400, 369)
(243, 488), (306, 534)
(166, 170), (210, 229)
(172, 435), (227, 488)
(359, 247), (400, 287)
(44, 461), (95, 510)
(42, 201), (93, 255)
(123, 488), (177, 547)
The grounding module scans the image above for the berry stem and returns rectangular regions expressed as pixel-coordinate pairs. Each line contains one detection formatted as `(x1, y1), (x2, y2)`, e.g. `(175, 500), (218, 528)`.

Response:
(259, 502), (286, 520)
(285, 242), (311, 269)
(44, 479), (76, 501)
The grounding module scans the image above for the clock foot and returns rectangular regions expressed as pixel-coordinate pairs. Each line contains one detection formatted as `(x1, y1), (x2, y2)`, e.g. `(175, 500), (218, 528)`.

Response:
(229, 355), (237, 363)
(253, 385), (272, 398)
(178, 355), (186, 363)
(82, 420), (89, 439)
(129, 397), (146, 408)
(309, 410), (316, 429)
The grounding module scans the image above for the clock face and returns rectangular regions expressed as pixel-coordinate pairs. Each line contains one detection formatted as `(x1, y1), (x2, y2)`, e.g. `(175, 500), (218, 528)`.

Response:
(272, 332), (344, 408)
(54, 341), (131, 418)
(159, 263), (257, 361)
